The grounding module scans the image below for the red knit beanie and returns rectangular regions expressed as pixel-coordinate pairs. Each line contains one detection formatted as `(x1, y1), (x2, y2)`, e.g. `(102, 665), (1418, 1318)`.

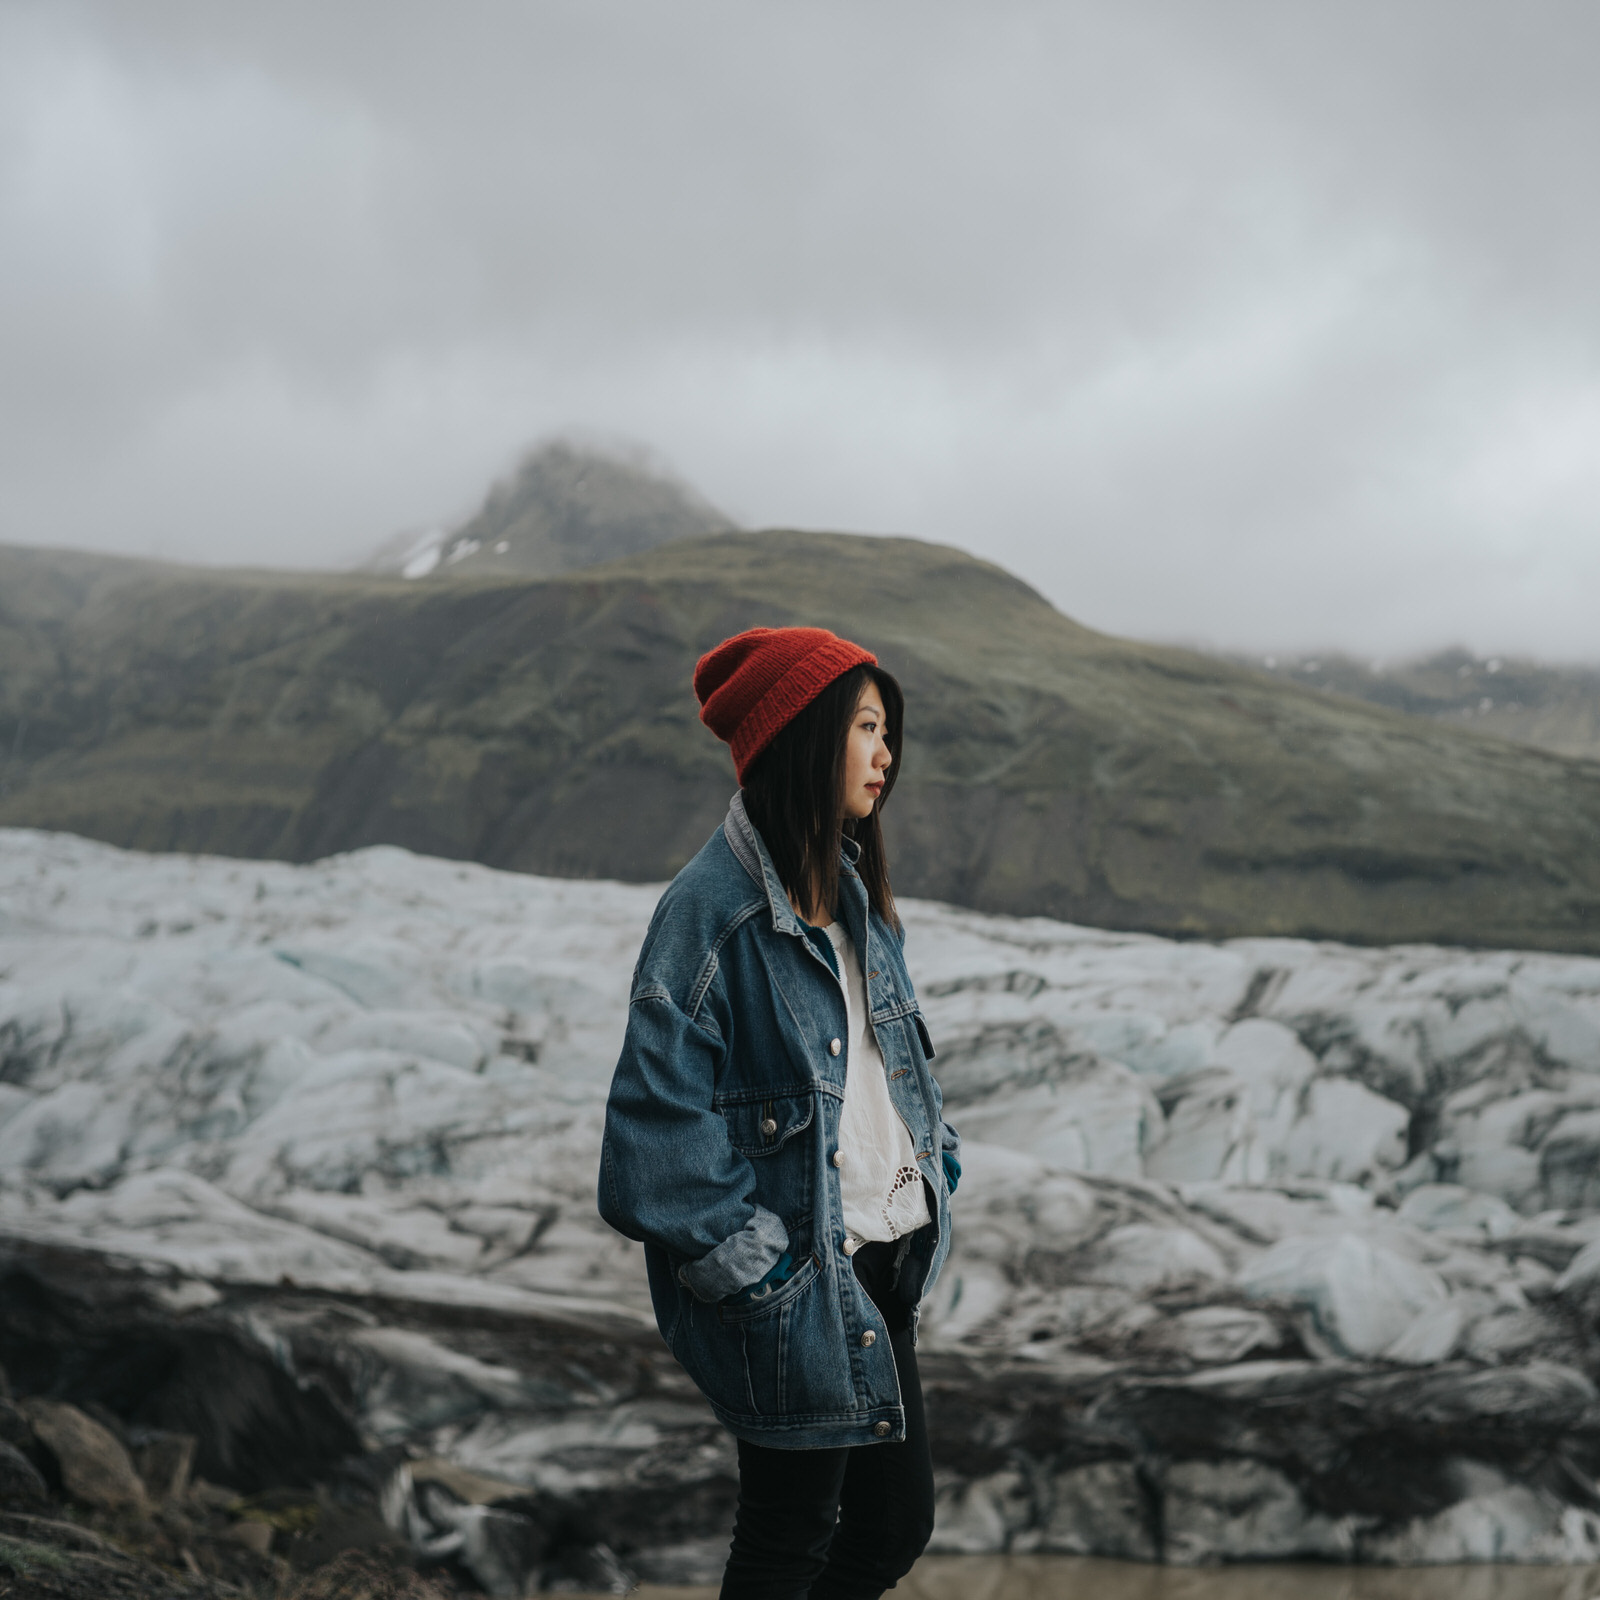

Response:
(694, 627), (878, 782)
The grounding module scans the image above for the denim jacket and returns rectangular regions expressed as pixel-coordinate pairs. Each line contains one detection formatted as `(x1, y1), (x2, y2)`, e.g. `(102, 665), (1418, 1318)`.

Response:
(598, 794), (959, 1449)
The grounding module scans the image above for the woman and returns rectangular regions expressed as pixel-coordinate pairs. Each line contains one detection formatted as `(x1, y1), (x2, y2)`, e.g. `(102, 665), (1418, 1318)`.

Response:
(599, 625), (960, 1600)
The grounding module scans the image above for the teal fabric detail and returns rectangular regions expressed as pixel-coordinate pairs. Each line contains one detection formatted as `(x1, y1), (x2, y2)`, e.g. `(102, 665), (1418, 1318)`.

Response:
(802, 921), (839, 978)
(725, 1250), (799, 1306)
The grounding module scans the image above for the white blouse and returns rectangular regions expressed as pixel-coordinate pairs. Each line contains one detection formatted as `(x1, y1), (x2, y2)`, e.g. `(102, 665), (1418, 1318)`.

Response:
(823, 921), (932, 1246)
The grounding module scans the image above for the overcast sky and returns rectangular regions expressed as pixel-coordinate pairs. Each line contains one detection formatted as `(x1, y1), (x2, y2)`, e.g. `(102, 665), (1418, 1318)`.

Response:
(3, 2), (1598, 658)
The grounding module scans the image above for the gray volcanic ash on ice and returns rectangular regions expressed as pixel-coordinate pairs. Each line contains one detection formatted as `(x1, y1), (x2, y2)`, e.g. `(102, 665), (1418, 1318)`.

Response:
(4, 829), (1600, 1577)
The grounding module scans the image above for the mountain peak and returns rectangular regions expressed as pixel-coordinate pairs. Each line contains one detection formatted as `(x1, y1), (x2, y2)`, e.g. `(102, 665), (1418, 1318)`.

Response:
(368, 438), (737, 580)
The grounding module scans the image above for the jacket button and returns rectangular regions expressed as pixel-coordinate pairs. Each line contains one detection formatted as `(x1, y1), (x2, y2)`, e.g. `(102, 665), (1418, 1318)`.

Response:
(829, 1038), (842, 1056)
(873, 1421), (892, 1437)
(842, 1238), (859, 1256)
(860, 1330), (876, 1348)
(761, 1117), (778, 1136)
(833, 1150), (845, 1168)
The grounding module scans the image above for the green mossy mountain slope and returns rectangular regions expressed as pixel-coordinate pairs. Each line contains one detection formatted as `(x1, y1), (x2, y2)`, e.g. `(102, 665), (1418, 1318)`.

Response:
(3, 531), (1599, 951)
(1229, 646), (1600, 764)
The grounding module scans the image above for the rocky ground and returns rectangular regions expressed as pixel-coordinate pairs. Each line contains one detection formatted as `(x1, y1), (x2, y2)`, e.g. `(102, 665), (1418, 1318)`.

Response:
(0, 1368), (458, 1598)
(4, 830), (1600, 1588)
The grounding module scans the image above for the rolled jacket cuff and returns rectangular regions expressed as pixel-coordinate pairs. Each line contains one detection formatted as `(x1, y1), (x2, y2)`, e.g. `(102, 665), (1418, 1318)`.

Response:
(939, 1119), (961, 1158)
(679, 1206), (789, 1303)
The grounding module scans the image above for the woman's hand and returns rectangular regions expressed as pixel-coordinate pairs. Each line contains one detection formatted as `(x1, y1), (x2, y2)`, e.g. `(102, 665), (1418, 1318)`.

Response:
(724, 1251), (798, 1306)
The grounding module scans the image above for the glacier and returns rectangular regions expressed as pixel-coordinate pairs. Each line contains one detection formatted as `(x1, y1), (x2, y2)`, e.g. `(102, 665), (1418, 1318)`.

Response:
(4, 827), (1600, 1579)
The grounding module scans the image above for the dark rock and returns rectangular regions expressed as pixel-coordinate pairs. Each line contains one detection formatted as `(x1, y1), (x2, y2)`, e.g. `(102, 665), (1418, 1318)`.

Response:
(134, 1430), (196, 1502)
(188, 1477), (239, 1511)
(281, 1499), (410, 1577)
(0, 1509), (216, 1599)
(0, 1262), (362, 1491)
(0, 1396), (33, 1450)
(225, 1517), (273, 1554)
(219, 1482), (409, 1575)
(0, 1439), (48, 1509)
(79, 1398), (135, 1450)
(0, 1490), (434, 1599)
(135, 1327), (363, 1490)
(20, 1398), (146, 1511)
(543, 1539), (634, 1593)
(151, 1500), (198, 1550)
(287, 1546), (453, 1599)
(0, 1511), (128, 1554)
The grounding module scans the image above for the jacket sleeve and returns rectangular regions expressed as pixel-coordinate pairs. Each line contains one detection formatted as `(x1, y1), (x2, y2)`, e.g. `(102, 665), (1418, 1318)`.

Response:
(926, 1043), (960, 1161)
(912, 989), (959, 1161)
(597, 981), (788, 1302)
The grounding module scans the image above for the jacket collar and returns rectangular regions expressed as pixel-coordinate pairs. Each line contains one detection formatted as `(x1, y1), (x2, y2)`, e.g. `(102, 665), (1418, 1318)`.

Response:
(724, 791), (860, 936)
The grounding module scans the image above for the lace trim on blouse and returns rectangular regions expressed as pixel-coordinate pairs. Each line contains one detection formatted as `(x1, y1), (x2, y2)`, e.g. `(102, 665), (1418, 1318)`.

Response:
(881, 1163), (927, 1236)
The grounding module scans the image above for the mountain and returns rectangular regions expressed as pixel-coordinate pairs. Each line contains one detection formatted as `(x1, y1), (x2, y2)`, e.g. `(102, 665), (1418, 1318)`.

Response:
(3, 529), (1600, 951)
(364, 438), (737, 579)
(1226, 647), (1600, 763)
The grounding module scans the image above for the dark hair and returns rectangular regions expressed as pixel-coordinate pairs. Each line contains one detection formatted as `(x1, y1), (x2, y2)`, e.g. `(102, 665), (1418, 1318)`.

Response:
(741, 664), (903, 932)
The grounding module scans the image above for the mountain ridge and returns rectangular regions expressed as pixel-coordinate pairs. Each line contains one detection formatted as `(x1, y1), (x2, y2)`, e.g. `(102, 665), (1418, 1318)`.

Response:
(1224, 646), (1600, 763)
(3, 528), (1600, 950)
(364, 437), (736, 580)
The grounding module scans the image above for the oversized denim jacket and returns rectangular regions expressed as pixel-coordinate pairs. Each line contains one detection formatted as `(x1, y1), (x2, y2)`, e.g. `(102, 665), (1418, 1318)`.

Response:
(598, 794), (959, 1449)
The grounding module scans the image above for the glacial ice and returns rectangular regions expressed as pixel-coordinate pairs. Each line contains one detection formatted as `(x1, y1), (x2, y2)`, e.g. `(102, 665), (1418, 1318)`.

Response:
(5, 827), (1600, 1566)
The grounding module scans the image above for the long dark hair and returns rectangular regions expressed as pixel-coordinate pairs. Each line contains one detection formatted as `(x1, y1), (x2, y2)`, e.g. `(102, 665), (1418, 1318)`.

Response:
(741, 664), (903, 932)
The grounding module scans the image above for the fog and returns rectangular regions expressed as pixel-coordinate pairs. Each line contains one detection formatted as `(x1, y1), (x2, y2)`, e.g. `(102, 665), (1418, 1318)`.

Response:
(3, 1), (1598, 657)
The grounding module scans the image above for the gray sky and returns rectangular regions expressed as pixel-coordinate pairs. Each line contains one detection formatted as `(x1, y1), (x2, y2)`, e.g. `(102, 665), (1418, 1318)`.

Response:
(3, 1), (1599, 658)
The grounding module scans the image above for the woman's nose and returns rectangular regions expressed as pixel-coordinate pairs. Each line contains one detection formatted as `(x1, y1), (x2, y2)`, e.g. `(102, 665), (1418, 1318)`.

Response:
(876, 741), (892, 770)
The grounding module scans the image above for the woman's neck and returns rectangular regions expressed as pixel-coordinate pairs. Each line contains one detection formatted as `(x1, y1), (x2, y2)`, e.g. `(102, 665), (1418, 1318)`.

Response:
(783, 823), (848, 927)
(790, 896), (832, 934)
(787, 889), (833, 929)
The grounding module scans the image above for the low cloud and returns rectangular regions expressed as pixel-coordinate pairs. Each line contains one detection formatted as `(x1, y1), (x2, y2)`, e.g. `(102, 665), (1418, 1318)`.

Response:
(2, 1), (1598, 657)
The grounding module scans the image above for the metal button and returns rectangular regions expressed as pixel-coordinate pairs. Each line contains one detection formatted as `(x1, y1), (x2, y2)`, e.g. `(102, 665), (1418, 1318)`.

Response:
(842, 1238), (859, 1256)
(761, 1117), (778, 1136)
(829, 1038), (842, 1056)
(873, 1421), (892, 1437)
(833, 1150), (845, 1168)
(860, 1330), (876, 1348)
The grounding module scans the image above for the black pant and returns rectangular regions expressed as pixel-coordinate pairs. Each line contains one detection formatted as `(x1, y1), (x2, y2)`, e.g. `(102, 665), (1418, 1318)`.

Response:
(718, 1241), (936, 1600)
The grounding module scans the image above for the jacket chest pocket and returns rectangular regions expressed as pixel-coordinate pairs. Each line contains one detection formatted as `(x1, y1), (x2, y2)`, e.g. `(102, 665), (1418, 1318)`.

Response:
(718, 1091), (815, 1156)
